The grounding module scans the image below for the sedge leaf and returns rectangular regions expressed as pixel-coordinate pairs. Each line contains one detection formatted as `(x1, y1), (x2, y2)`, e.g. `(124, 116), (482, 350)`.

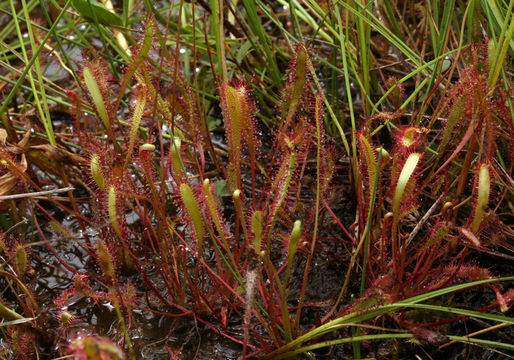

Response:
(71, 0), (122, 26)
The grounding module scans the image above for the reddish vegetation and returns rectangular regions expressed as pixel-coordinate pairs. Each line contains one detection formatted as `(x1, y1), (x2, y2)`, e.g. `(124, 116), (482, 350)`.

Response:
(0, 17), (512, 359)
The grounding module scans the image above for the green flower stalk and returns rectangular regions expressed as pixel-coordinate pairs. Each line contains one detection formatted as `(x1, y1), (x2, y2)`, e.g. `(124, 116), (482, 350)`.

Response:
(171, 137), (183, 181)
(392, 152), (421, 279)
(284, 220), (301, 287)
(90, 154), (106, 191)
(108, 185), (123, 240)
(252, 210), (263, 253)
(124, 87), (146, 170)
(96, 241), (115, 280)
(83, 66), (110, 130)
(15, 245), (27, 276)
(393, 153), (421, 222)
(471, 164), (490, 234)
(180, 183), (205, 252)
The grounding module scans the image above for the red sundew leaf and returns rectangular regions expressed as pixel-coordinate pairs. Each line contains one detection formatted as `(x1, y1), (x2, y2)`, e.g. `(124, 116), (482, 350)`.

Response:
(431, 118), (476, 179)
(409, 326), (448, 345)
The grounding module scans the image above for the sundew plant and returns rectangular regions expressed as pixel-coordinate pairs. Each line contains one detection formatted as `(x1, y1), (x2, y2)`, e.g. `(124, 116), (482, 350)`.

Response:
(0, 0), (513, 359)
